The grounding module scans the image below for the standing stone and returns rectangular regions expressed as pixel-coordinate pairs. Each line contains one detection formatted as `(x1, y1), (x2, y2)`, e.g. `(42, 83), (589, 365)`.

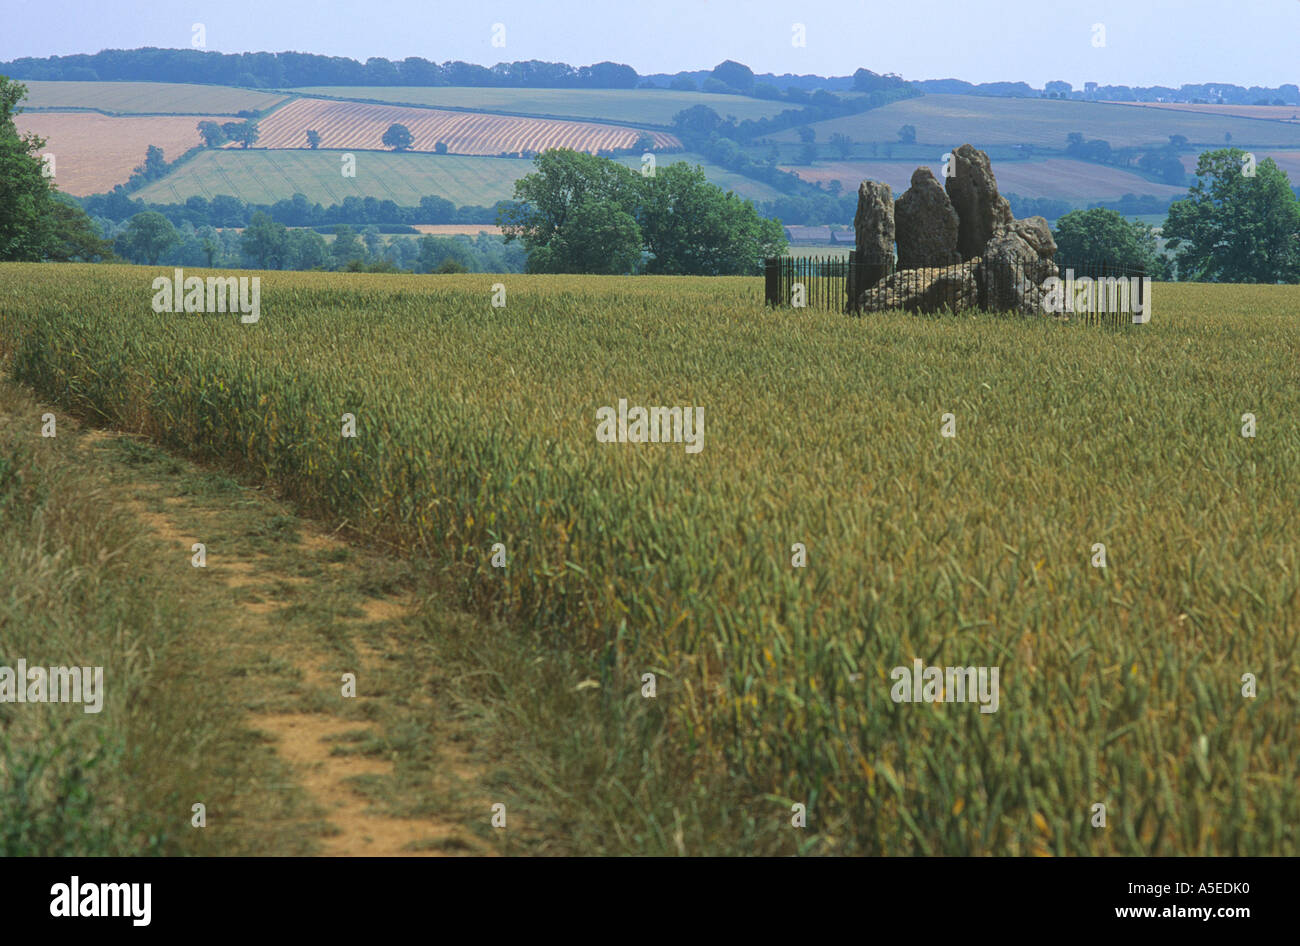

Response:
(894, 167), (960, 270)
(944, 143), (1013, 261)
(851, 180), (895, 297)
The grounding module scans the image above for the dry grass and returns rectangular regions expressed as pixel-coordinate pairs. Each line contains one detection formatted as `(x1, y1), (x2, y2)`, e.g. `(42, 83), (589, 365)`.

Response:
(15, 112), (226, 195)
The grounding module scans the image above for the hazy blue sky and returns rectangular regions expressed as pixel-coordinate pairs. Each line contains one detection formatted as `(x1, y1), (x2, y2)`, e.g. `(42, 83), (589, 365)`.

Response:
(2, 0), (1296, 88)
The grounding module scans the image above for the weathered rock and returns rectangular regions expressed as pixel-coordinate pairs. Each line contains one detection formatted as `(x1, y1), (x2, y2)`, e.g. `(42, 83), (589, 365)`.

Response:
(894, 167), (960, 270)
(851, 180), (895, 295)
(976, 233), (1054, 314)
(1007, 215), (1057, 262)
(944, 144), (1013, 261)
(854, 259), (981, 314)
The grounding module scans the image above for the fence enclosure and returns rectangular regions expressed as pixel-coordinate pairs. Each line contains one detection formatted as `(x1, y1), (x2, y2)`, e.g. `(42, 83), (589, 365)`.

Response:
(764, 252), (1148, 326)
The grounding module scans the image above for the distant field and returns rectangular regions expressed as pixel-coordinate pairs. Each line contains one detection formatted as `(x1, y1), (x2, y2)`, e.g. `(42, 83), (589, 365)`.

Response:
(15, 111), (226, 195)
(613, 153), (784, 201)
(411, 224), (504, 236)
(784, 156), (1188, 203)
(134, 148), (781, 206)
(134, 149), (533, 205)
(1180, 149), (1300, 177)
(16, 80), (290, 115)
(770, 94), (1300, 150)
(292, 86), (791, 125)
(1105, 101), (1300, 123)
(249, 97), (680, 154)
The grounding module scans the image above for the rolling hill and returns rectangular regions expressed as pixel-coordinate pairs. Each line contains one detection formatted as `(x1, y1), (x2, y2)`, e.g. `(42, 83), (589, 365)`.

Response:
(769, 93), (1300, 149)
(290, 86), (792, 126)
(132, 149), (782, 207)
(16, 80), (289, 115)
(783, 156), (1189, 205)
(15, 111), (229, 195)
(248, 97), (680, 154)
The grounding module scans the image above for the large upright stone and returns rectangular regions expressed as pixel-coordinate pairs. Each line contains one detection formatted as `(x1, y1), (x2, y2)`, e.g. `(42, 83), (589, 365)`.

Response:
(944, 144), (1013, 261)
(894, 167), (960, 270)
(851, 180), (895, 296)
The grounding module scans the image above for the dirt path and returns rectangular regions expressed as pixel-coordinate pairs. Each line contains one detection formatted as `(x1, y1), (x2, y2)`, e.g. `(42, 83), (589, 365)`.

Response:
(66, 422), (490, 856)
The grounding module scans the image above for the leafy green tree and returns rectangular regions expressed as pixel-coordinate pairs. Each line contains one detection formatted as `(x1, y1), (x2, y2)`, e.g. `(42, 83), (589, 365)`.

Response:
(829, 133), (854, 159)
(1052, 208), (1168, 277)
(796, 127), (815, 144)
(284, 228), (328, 269)
(45, 198), (116, 262)
(418, 195), (455, 223)
(897, 124), (917, 144)
(133, 145), (168, 182)
(798, 143), (817, 165)
(240, 211), (287, 268)
(330, 224), (364, 268)
(118, 211), (179, 264)
(1163, 149), (1300, 282)
(0, 76), (58, 259)
(197, 121), (226, 147)
(416, 234), (476, 273)
(497, 149), (641, 270)
(382, 123), (414, 152)
(672, 105), (722, 137)
(638, 163), (787, 275)
(540, 198), (641, 274)
(305, 130), (321, 150)
(710, 60), (754, 93)
(434, 141), (448, 154)
(226, 120), (259, 149)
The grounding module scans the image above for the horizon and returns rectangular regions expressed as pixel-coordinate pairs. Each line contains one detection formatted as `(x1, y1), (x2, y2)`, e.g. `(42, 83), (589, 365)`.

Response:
(2, 0), (1296, 90)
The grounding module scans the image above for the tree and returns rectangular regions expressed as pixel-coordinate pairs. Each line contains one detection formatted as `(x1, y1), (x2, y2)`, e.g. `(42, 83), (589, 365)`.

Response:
(434, 141), (448, 154)
(382, 123), (414, 152)
(133, 145), (168, 182)
(45, 197), (116, 262)
(1168, 134), (1188, 150)
(418, 195), (455, 223)
(306, 130), (321, 149)
(119, 211), (179, 265)
(669, 76), (697, 92)
(1052, 208), (1167, 275)
(897, 124), (917, 144)
(227, 120), (259, 149)
(634, 132), (654, 153)
(0, 76), (59, 260)
(798, 143), (817, 165)
(497, 149), (641, 271)
(672, 105), (723, 137)
(1163, 148), (1300, 282)
(240, 211), (286, 268)
(710, 60), (754, 93)
(197, 121), (226, 147)
(796, 127), (816, 144)
(330, 224), (364, 267)
(829, 133), (854, 159)
(638, 162), (786, 275)
(540, 198), (642, 274)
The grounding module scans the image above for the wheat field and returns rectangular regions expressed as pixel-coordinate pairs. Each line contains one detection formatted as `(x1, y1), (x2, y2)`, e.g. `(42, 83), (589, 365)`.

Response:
(1, 264), (1296, 855)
